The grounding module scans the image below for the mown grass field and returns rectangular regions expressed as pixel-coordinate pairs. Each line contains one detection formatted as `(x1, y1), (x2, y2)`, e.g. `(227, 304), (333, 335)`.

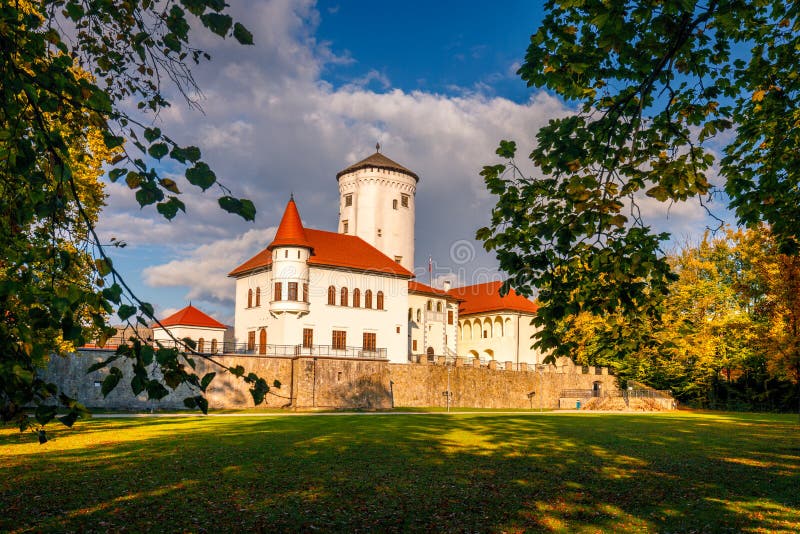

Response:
(2, 411), (798, 533)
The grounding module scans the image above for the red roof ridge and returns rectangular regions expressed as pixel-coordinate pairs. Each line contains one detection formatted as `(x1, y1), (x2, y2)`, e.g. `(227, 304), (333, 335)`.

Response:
(154, 305), (226, 329)
(267, 197), (313, 251)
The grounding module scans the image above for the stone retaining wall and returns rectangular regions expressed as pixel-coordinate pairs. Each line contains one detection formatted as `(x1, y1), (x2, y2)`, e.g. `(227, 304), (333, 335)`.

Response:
(43, 350), (619, 411)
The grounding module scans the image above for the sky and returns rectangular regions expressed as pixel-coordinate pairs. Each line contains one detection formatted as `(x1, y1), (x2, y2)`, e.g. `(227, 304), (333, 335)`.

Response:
(96, 0), (728, 325)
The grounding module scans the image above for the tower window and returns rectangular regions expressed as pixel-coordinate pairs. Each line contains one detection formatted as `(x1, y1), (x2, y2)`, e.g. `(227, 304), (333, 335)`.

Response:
(401, 194), (409, 207)
(393, 199), (398, 210)
(343, 220), (349, 234)
(345, 194), (352, 207)
(394, 256), (402, 263)
(377, 229), (382, 237)
(288, 282), (298, 301)
(303, 283), (309, 303)
(284, 250), (288, 258)
(274, 282), (282, 301)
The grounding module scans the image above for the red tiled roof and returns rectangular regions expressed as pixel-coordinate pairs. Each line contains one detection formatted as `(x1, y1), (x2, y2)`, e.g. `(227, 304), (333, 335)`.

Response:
(408, 281), (460, 301)
(155, 305), (226, 329)
(447, 281), (538, 316)
(267, 197), (313, 251)
(336, 150), (419, 182)
(229, 228), (414, 278)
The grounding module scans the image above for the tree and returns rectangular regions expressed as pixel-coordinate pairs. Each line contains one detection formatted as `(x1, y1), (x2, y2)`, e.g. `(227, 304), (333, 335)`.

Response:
(1, 1), (274, 435)
(478, 1), (800, 361)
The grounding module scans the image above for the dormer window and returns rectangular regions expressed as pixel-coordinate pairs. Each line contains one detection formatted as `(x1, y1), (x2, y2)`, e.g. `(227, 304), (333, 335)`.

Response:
(345, 194), (353, 207)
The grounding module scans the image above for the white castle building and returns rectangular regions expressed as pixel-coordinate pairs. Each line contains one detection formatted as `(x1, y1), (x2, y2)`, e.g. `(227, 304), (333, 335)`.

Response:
(171, 148), (546, 366)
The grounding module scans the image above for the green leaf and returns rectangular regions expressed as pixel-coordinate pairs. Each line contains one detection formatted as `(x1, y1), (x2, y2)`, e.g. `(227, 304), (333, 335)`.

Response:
(101, 368), (123, 397)
(143, 127), (161, 142)
(185, 162), (216, 190)
(57, 410), (80, 428)
(201, 13), (233, 37)
(102, 283), (123, 304)
(35, 405), (57, 425)
(233, 23), (254, 45)
(147, 381), (170, 400)
(200, 372), (216, 392)
(218, 196), (256, 221)
(148, 142), (169, 160)
(117, 304), (136, 321)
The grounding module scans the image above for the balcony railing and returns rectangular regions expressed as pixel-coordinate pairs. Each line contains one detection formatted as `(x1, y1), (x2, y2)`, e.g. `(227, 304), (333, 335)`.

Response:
(83, 339), (387, 359)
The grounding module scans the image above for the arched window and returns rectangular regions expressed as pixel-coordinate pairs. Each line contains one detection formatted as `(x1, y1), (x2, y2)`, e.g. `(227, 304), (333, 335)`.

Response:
(259, 328), (267, 355)
(211, 339), (218, 353)
(328, 285), (336, 305)
(426, 300), (432, 311)
(483, 317), (492, 338)
(376, 291), (384, 310)
(198, 338), (205, 353)
(408, 308), (412, 321)
(464, 321), (472, 340)
(365, 290), (372, 309)
(416, 309), (421, 322)
(494, 316), (503, 337)
(436, 302), (442, 312)
(353, 288), (361, 307)
(255, 287), (261, 307)
(341, 287), (349, 307)
(247, 289), (253, 308)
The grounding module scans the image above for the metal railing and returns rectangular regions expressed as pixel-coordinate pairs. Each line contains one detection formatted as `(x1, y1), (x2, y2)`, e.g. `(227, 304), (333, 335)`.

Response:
(83, 339), (387, 359)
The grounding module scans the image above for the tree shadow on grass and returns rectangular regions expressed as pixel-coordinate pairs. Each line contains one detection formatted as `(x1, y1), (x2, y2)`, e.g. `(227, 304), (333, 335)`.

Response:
(1, 413), (798, 532)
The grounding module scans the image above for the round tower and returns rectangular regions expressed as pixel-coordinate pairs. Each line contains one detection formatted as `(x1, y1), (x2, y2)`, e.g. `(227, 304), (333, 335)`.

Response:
(336, 144), (418, 272)
(268, 196), (311, 316)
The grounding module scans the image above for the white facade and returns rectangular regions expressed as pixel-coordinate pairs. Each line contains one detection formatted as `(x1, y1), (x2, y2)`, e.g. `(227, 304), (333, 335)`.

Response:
(233, 264), (408, 363)
(456, 312), (543, 366)
(407, 292), (458, 358)
(337, 159), (417, 272)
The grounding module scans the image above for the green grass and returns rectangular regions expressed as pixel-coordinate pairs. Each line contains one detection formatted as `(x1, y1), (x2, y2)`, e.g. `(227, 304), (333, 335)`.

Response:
(2, 412), (798, 533)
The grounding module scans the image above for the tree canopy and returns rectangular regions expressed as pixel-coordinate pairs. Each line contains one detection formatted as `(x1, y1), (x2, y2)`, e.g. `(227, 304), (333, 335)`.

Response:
(1, 1), (273, 434)
(478, 1), (800, 371)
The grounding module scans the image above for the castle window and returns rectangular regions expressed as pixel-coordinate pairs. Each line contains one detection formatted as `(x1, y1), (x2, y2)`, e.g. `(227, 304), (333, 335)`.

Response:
(198, 338), (205, 353)
(376, 291), (384, 310)
(284, 250), (288, 258)
(288, 282), (298, 301)
(364, 290), (373, 309)
(394, 256), (402, 263)
(426, 300), (432, 311)
(448, 310), (454, 325)
(343, 220), (349, 234)
(247, 289), (253, 308)
(353, 289), (361, 307)
(303, 283), (309, 303)
(303, 328), (313, 348)
(211, 339), (218, 353)
(436, 302), (442, 312)
(328, 285), (336, 305)
(341, 287), (349, 307)
(274, 282), (282, 301)
(363, 332), (376, 351)
(416, 309), (421, 322)
(255, 287), (261, 307)
(393, 199), (398, 210)
(345, 194), (352, 207)
(401, 194), (409, 207)
(297, 250), (301, 259)
(332, 330), (346, 350)
(412, 339), (418, 351)
(377, 229), (382, 237)
(247, 331), (256, 351)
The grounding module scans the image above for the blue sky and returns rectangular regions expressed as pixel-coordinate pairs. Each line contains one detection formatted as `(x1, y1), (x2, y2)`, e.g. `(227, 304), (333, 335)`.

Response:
(98, 1), (724, 325)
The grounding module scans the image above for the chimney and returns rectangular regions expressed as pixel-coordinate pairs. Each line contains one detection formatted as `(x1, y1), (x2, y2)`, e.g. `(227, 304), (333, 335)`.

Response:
(443, 280), (452, 292)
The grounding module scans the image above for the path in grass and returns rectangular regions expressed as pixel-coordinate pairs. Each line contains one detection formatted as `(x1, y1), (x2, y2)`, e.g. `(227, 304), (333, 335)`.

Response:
(2, 412), (798, 532)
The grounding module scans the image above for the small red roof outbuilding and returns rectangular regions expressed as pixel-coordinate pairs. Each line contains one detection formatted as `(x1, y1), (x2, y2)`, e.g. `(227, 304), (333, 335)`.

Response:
(154, 305), (226, 330)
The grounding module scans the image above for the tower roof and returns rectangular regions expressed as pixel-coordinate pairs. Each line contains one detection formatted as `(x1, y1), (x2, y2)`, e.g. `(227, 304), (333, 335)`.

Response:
(267, 197), (313, 251)
(336, 149), (419, 182)
(155, 305), (226, 329)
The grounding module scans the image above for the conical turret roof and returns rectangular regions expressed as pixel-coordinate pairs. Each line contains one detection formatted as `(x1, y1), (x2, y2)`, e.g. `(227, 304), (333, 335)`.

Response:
(336, 148), (419, 181)
(266, 197), (313, 251)
(156, 305), (226, 329)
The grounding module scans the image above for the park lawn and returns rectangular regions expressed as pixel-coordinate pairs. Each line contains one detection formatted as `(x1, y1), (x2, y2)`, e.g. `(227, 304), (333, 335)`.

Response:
(1, 412), (798, 533)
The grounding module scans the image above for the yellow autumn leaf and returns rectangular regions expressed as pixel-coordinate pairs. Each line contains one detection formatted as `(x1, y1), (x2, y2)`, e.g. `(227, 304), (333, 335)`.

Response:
(752, 89), (766, 102)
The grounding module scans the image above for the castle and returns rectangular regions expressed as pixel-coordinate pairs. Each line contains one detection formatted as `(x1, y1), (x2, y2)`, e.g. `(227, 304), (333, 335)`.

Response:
(156, 147), (546, 367)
